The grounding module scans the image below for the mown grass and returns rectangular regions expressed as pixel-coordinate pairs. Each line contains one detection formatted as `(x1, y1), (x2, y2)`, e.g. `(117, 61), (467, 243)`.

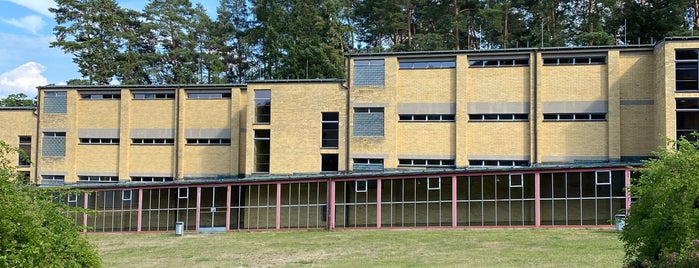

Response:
(89, 229), (623, 267)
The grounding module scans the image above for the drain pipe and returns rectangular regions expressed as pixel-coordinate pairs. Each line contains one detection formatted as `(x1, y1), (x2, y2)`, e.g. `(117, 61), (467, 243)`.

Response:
(345, 55), (351, 173)
(532, 50), (538, 166)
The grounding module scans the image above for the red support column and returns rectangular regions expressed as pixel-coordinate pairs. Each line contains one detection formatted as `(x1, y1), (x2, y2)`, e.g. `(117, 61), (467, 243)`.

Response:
(376, 178), (382, 229)
(83, 192), (89, 233)
(534, 172), (541, 227)
(276, 183), (281, 230)
(226, 185), (231, 231)
(137, 188), (143, 232)
(625, 168), (631, 214)
(452, 175), (457, 228)
(329, 180), (336, 230)
(195, 187), (201, 232)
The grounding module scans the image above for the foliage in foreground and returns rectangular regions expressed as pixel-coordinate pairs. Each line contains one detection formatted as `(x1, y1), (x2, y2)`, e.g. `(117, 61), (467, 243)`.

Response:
(621, 137), (699, 267)
(0, 141), (101, 267)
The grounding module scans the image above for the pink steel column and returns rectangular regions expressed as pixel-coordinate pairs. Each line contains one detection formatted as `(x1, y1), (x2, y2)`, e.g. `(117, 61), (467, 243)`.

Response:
(329, 180), (336, 230)
(276, 183), (281, 230)
(83, 192), (88, 233)
(195, 187), (201, 232)
(226, 185), (231, 231)
(452, 175), (457, 228)
(376, 178), (382, 229)
(625, 169), (631, 213)
(137, 188), (143, 232)
(534, 172), (541, 227)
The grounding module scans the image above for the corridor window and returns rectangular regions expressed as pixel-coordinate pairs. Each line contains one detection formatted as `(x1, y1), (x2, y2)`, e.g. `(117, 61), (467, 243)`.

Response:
(399, 114), (455, 122)
(353, 158), (383, 172)
(469, 114), (528, 121)
(543, 113), (606, 121)
(187, 92), (231, 99)
(676, 49), (699, 91)
(18, 136), (30, 166)
(81, 93), (120, 99)
(132, 138), (174, 145)
(186, 138), (231, 145)
(398, 159), (455, 168)
(398, 58), (455, 69)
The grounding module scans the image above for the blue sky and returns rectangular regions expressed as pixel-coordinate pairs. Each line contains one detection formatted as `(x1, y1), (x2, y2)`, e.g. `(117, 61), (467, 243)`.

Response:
(0, 0), (217, 98)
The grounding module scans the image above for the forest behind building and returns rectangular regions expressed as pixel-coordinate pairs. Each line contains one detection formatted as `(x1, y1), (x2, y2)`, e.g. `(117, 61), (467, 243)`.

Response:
(50, 0), (699, 84)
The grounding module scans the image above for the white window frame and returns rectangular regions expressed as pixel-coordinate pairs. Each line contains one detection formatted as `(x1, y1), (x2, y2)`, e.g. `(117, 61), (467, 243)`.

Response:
(596, 171), (612, 185)
(427, 177), (441, 190)
(355, 180), (368, 193)
(509, 174), (524, 188)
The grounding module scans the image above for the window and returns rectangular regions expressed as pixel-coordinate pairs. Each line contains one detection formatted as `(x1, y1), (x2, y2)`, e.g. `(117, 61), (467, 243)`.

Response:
(469, 58), (529, 67)
(427, 177), (441, 190)
(353, 158), (383, 172)
(44, 91), (67, 114)
(469, 114), (528, 121)
(132, 138), (174, 145)
(133, 92), (175, 99)
(543, 56), (606, 65)
(178, 187), (189, 199)
(254, 130), (270, 173)
(41, 175), (65, 185)
(543, 113), (606, 121)
(18, 136), (30, 166)
(187, 92), (231, 99)
(42, 132), (66, 157)
(353, 107), (384, 137)
(399, 114), (455, 122)
(122, 190), (133, 201)
(596, 171), (611, 185)
(186, 138), (230, 145)
(131, 176), (174, 182)
(398, 58), (456, 69)
(398, 159), (455, 168)
(353, 59), (385, 86)
(80, 93), (120, 99)
(469, 160), (529, 167)
(676, 98), (699, 141)
(322, 112), (339, 148)
(321, 154), (338, 172)
(80, 138), (119, 144)
(509, 174), (524, 187)
(355, 180), (368, 192)
(254, 90), (271, 124)
(676, 49), (699, 91)
(78, 176), (118, 183)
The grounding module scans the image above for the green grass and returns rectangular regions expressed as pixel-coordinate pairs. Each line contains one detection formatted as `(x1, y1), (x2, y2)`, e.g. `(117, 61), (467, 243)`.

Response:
(89, 229), (623, 267)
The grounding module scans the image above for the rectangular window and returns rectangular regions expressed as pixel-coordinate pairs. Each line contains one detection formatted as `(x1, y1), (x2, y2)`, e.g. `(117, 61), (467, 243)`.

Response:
(676, 98), (699, 141)
(543, 113), (606, 121)
(543, 56), (606, 65)
(133, 92), (175, 99)
(41, 175), (65, 185)
(353, 59), (385, 86)
(42, 132), (66, 157)
(186, 138), (231, 145)
(254, 90), (271, 124)
(596, 171), (611, 185)
(399, 114), (455, 122)
(398, 58), (456, 69)
(122, 190), (132, 201)
(469, 58), (529, 67)
(321, 154), (338, 172)
(44, 91), (67, 114)
(80, 93), (120, 100)
(676, 49), (699, 91)
(353, 107), (384, 137)
(427, 177), (441, 190)
(254, 130), (270, 173)
(18, 136), (31, 166)
(509, 174), (524, 187)
(131, 176), (174, 182)
(187, 92), (231, 99)
(78, 176), (118, 183)
(355, 180), (368, 192)
(398, 159), (455, 168)
(469, 160), (529, 167)
(132, 138), (174, 145)
(321, 112), (339, 148)
(79, 138), (119, 144)
(469, 114), (528, 122)
(178, 187), (189, 199)
(353, 158), (384, 172)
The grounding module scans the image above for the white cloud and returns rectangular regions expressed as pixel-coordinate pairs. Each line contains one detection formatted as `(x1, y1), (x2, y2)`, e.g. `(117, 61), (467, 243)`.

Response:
(2, 15), (45, 34)
(5, 0), (56, 18)
(0, 62), (47, 98)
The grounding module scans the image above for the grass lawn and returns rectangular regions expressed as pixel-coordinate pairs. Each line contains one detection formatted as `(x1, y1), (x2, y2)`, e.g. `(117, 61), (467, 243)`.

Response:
(89, 228), (623, 267)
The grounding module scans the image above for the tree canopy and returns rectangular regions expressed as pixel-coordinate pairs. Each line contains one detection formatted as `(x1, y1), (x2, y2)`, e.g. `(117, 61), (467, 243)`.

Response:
(0, 93), (36, 107)
(621, 137), (699, 267)
(50, 0), (699, 84)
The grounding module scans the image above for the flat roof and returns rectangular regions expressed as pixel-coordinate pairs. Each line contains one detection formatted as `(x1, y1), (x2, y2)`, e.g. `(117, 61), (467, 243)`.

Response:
(37, 83), (246, 90)
(0, 106), (36, 110)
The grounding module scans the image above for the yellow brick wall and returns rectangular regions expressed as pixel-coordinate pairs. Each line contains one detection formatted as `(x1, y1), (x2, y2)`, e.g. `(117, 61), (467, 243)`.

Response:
(538, 122), (608, 160)
(77, 100), (120, 128)
(618, 52), (658, 156)
(184, 98), (230, 128)
(129, 146), (174, 174)
(246, 82), (346, 174)
(130, 100), (176, 129)
(466, 123), (530, 157)
(396, 123), (455, 156)
(396, 69), (455, 102)
(540, 64), (608, 102)
(466, 65), (531, 103)
(183, 146), (232, 176)
(0, 109), (37, 181)
(76, 145), (118, 173)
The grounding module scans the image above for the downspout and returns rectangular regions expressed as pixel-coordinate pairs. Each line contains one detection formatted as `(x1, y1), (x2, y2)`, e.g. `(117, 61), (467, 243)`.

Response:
(532, 51), (538, 166)
(33, 88), (41, 184)
(345, 55), (351, 173)
(174, 87), (180, 180)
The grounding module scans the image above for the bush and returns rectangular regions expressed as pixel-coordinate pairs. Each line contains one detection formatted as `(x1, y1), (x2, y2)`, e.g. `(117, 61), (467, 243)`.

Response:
(0, 141), (101, 267)
(621, 137), (699, 267)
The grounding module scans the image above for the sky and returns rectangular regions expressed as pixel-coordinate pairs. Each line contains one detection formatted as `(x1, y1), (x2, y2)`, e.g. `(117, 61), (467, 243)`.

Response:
(0, 0), (217, 99)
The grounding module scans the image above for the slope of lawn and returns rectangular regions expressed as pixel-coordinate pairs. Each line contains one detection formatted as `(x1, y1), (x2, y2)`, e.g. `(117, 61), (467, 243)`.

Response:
(89, 229), (623, 267)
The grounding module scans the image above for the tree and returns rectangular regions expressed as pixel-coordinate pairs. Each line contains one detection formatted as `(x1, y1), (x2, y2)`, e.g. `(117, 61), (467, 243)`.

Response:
(0, 140), (101, 267)
(0, 93), (36, 107)
(211, 0), (253, 83)
(621, 137), (699, 267)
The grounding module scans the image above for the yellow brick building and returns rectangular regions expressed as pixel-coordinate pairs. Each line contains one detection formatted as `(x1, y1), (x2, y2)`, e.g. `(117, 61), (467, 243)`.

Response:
(2, 37), (699, 231)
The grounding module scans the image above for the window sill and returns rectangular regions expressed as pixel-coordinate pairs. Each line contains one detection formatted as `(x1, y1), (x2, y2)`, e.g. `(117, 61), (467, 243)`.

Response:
(542, 120), (606, 122)
(186, 144), (231, 146)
